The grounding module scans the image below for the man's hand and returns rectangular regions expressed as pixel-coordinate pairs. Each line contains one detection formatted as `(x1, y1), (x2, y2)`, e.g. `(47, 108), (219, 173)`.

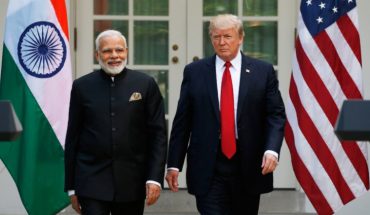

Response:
(146, 183), (161, 206)
(261, 153), (278, 175)
(165, 170), (179, 192)
(70, 195), (81, 214)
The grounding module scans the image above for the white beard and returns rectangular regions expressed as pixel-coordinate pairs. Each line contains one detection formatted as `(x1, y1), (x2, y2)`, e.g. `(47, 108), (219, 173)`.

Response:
(99, 58), (127, 75)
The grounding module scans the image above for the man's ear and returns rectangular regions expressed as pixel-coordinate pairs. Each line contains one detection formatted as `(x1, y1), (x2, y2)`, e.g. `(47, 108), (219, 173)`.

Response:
(95, 51), (99, 62)
(239, 35), (244, 46)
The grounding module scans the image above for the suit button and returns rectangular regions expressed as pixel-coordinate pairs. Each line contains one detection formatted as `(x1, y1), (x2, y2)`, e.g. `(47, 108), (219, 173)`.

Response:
(111, 97), (115, 101)
(111, 83), (115, 87)
(112, 128), (116, 132)
(111, 112), (115, 117)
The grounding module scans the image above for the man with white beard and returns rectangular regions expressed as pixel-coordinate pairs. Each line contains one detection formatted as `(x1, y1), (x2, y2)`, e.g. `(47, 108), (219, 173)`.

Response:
(64, 30), (167, 215)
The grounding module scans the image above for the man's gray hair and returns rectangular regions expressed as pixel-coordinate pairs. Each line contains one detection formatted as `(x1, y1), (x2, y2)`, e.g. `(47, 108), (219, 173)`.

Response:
(95, 29), (127, 51)
(209, 14), (244, 37)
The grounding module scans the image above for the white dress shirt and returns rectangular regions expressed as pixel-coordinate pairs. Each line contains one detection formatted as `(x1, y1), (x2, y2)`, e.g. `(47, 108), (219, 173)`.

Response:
(215, 52), (241, 138)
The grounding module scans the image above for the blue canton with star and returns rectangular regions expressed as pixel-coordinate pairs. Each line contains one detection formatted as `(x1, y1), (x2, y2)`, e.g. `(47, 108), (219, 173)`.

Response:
(301, 0), (356, 36)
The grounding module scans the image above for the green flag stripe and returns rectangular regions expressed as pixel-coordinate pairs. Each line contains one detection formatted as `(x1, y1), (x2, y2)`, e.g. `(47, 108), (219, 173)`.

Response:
(0, 45), (69, 215)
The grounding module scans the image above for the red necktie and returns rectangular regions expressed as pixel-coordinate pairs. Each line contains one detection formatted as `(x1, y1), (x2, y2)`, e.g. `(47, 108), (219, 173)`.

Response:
(220, 61), (236, 159)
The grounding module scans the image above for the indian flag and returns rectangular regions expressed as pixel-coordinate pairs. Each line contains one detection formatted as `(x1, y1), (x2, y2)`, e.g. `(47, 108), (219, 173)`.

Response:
(0, 0), (71, 214)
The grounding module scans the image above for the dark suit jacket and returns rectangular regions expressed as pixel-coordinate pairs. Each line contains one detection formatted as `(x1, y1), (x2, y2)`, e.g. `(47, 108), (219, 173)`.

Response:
(168, 53), (286, 196)
(64, 68), (167, 202)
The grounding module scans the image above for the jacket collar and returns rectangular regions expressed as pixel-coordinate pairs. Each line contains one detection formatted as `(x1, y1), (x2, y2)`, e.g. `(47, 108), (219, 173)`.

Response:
(99, 67), (127, 81)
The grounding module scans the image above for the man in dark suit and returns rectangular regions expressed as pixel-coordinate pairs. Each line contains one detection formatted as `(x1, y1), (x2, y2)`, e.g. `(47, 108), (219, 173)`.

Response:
(64, 30), (167, 215)
(166, 14), (286, 215)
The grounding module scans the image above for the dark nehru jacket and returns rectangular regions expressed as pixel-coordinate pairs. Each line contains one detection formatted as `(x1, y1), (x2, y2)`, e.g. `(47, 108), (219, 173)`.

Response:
(64, 68), (167, 202)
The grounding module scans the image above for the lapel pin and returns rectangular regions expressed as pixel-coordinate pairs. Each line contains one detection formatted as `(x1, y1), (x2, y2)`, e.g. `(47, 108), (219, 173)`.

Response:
(246, 69), (250, 73)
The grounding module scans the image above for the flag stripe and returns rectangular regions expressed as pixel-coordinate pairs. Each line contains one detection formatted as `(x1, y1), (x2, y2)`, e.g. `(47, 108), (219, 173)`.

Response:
(327, 21), (362, 92)
(288, 75), (355, 203)
(337, 15), (361, 64)
(285, 120), (333, 215)
(286, 88), (343, 210)
(313, 31), (362, 99)
(341, 142), (370, 189)
(295, 38), (338, 124)
(50, 0), (69, 39)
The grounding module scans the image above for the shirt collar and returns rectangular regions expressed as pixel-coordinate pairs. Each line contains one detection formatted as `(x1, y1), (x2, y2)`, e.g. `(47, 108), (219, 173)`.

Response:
(215, 51), (242, 70)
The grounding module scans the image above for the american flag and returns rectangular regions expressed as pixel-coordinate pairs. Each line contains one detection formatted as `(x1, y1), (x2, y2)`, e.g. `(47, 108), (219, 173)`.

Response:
(285, 0), (369, 214)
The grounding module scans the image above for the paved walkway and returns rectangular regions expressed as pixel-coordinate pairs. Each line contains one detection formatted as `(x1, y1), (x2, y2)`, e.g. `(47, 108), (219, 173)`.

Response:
(59, 190), (316, 215)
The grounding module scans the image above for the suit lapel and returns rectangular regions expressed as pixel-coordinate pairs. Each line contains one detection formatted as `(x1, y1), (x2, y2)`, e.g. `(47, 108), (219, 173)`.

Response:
(237, 54), (252, 121)
(205, 56), (220, 123)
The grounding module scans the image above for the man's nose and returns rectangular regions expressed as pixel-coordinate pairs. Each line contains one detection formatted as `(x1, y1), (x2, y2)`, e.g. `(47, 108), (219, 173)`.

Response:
(219, 36), (226, 45)
(111, 50), (118, 57)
